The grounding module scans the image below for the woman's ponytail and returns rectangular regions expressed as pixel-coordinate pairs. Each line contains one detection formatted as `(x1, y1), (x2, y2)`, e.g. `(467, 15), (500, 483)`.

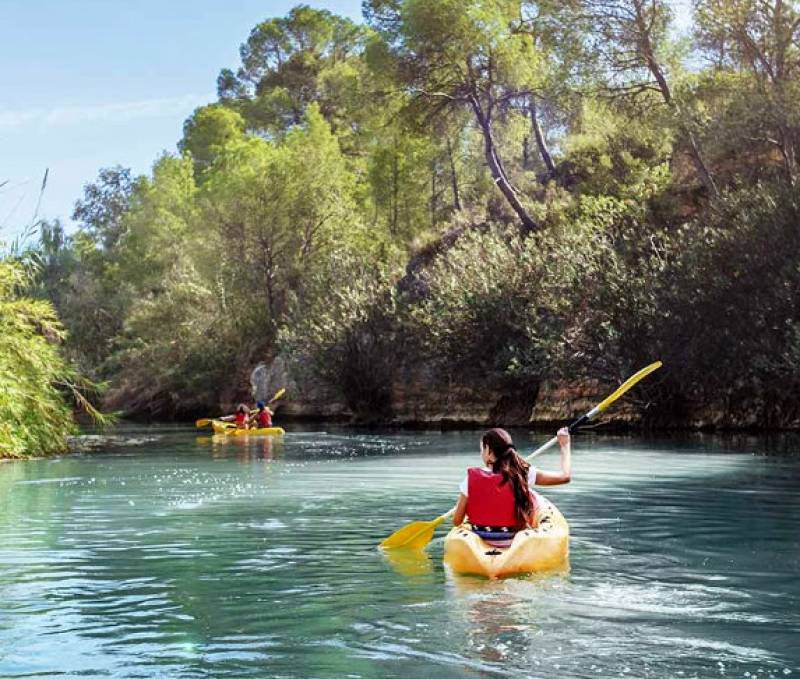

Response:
(481, 428), (535, 525)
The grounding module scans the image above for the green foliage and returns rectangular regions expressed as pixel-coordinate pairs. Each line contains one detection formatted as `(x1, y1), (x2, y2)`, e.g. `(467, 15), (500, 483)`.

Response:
(71, 166), (135, 250)
(367, 132), (437, 239)
(117, 154), (198, 293)
(199, 104), (369, 329)
(693, 0), (800, 183)
(218, 5), (369, 139)
(408, 227), (561, 384)
(62, 104), (377, 416)
(561, 100), (672, 198)
(546, 183), (800, 422)
(279, 252), (400, 417)
(28, 2), (800, 428)
(179, 105), (245, 174)
(106, 257), (238, 415)
(0, 260), (106, 458)
(653, 184), (800, 409)
(45, 167), (140, 372)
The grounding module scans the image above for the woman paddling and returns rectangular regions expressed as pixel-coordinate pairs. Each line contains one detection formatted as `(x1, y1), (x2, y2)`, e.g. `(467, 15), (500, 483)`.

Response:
(452, 427), (572, 547)
(219, 403), (250, 429)
(250, 400), (274, 429)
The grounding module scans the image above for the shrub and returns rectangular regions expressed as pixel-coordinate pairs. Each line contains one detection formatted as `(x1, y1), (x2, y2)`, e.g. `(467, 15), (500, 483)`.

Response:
(280, 252), (400, 418)
(0, 261), (103, 457)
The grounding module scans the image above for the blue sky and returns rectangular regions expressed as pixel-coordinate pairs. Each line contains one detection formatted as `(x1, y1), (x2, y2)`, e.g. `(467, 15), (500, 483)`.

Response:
(0, 0), (363, 239)
(1, 0), (691, 240)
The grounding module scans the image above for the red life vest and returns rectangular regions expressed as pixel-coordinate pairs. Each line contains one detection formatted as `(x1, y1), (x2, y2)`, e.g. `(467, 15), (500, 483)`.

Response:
(234, 412), (248, 427)
(257, 410), (272, 427)
(466, 467), (522, 528)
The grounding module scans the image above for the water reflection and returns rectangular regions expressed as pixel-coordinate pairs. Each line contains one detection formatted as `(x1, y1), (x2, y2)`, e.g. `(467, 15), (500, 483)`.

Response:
(445, 569), (571, 666)
(196, 433), (282, 462)
(380, 547), (434, 578)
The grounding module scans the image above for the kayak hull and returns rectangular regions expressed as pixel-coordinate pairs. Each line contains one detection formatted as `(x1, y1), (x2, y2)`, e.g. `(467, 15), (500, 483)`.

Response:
(443, 496), (569, 579)
(211, 420), (285, 436)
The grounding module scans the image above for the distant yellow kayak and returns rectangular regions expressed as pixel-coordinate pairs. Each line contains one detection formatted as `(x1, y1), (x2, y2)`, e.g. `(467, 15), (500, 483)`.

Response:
(443, 496), (569, 578)
(211, 420), (285, 437)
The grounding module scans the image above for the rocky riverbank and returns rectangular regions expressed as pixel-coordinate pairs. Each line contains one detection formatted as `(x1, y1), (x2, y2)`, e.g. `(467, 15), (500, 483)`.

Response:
(242, 357), (800, 431)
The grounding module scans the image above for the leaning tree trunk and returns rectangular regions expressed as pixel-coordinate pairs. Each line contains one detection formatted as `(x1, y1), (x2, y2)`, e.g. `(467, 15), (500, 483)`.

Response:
(530, 95), (556, 179)
(633, 1), (720, 198)
(470, 95), (539, 233)
(447, 138), (462, 210)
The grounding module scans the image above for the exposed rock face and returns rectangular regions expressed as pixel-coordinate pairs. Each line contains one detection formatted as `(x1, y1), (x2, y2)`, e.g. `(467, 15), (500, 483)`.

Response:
(263, 355), (596, 427)
(251, 356), (800, 430)
(388, 363), (541, 426)
(251, 355), (350, 420)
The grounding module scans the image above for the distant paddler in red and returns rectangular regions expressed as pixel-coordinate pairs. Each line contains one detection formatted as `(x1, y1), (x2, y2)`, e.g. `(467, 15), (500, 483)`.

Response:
(219, 404), (250, 429)
(250, 401), (274, 429)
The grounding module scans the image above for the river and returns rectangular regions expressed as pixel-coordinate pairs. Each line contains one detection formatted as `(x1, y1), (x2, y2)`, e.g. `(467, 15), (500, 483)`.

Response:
(1, 426), (798, 678)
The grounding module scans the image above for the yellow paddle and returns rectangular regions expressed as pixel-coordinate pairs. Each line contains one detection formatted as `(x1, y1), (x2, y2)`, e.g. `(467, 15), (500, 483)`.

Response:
(380, 361), (662, 550)
(195, 387), (287, 428)
(267, 387), (286, 405)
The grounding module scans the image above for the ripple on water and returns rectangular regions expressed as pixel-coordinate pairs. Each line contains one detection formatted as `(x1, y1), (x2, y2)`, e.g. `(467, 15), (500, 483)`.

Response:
(0, 430), (799, 677)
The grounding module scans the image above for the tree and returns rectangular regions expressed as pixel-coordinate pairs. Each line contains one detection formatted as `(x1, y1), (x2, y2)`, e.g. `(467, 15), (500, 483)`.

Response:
(368, 129), (440, 237)
(217, 5), (369, 138)
(47, 167), (140, 370)
(199, 104), (368, 335)
(72, 166), (136, 250)
(695, 0), (800, 184)
(179, 104), (245, 175)
(580, 0), (720, 196)
(116, 154), (198, 296)
(365, 0), (548, 232)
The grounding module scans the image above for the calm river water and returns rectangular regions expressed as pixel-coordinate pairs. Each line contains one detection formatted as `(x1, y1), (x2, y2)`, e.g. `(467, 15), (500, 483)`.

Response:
(1, 426), (798, 678)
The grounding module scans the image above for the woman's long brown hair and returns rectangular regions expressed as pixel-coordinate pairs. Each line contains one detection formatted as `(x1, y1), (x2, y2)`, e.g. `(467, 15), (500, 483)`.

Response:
(481, 428), (535, 525)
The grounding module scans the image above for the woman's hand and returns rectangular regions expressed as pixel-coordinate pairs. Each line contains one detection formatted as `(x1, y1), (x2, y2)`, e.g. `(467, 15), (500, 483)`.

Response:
(533, 429), (572, 486)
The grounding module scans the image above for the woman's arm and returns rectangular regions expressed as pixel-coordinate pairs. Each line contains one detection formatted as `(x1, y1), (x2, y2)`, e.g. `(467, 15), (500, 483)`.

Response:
(534, 427), (572, 486)
(453, 494), (468, 526)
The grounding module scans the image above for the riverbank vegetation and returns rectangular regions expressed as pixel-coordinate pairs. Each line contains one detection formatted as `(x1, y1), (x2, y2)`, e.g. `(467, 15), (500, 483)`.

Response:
(25, 1), (800, 427)
(0, 256), (109, 458)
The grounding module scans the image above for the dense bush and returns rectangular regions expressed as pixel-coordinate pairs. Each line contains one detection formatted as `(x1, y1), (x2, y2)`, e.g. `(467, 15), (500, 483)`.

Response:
(651, 184), (800, 421)
(279, 252), (400, 418)
(406, 227), (563, 386)
(549, 183), (800, 424)
(0, 261), (104, 457)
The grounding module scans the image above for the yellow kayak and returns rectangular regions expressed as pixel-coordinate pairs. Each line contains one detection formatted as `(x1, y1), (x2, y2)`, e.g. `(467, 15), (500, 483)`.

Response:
(443, 496), (569, 578)
(211, 420), (285, 437)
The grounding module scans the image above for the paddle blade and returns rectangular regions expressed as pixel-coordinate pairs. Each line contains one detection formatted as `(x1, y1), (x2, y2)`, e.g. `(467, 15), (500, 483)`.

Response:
(268, 388), (286, 404)
(195, 418), (212, 428)
(380, 514), (447, 550)
(381, 547), (433, 576)
(596, 361), (662, 413)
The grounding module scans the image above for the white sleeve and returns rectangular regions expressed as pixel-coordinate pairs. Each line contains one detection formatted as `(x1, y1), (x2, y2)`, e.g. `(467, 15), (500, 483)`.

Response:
(528, 466), (537, 487)
(459, 474), (468, 496)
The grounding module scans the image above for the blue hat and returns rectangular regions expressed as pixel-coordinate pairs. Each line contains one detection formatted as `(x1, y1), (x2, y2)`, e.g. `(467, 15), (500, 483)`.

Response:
(256, 400), (265, 408)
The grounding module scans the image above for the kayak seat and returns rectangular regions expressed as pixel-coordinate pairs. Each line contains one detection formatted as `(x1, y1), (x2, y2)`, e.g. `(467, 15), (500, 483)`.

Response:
(472, 529), (519, 541)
